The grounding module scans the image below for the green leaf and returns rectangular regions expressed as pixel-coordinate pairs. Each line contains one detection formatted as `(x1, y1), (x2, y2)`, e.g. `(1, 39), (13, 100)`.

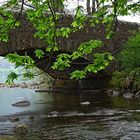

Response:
(71, 70), (86, 80)
(52, 53), (71, 70)
(35, 49), (45, 59)
(6, 72), (18, 84)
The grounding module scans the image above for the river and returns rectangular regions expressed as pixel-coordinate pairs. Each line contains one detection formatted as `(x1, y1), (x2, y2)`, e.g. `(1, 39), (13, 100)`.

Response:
(1, 57), (140, 139)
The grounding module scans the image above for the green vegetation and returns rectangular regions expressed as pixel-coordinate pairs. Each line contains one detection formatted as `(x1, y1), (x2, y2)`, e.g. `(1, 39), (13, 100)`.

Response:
(0, 0), (139, 82)
(120, 33), (140, 71)
(111, 32), (140, 92)
(0, 136), (16, 140)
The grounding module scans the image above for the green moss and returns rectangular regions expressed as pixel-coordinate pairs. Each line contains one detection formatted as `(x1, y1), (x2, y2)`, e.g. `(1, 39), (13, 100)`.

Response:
(0, 136), (16, 140)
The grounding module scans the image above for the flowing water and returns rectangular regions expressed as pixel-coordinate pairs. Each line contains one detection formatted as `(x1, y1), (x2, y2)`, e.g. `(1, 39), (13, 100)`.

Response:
(1, 57), (140, 139)
(1, 89), (140, 140)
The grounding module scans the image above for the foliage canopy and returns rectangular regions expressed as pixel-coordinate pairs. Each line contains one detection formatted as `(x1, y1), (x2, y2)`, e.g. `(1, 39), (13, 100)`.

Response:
(0, 0), (139, 83)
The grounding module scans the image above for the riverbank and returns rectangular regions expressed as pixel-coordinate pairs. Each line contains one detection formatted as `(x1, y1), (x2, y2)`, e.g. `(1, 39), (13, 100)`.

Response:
(0, 82), (38, 89)
(0, 82), (51, 90)
(2, 80), (139, 100)
(105, 89), (140, 99)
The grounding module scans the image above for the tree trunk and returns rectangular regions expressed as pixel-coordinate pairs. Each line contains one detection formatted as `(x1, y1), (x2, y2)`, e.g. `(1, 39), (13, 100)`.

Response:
(92, 0), (95, 12)
(87, 0), (91, 14)
(91, 0), (100, 13)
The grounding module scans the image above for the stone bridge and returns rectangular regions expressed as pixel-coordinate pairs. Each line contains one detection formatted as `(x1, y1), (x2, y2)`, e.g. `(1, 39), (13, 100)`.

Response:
(0, 15), (139, 89)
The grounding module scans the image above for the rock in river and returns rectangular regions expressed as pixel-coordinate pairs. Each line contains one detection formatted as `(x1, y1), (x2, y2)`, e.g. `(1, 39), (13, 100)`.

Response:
(9, 116), (20, 122)
(105, 90), (120, 97)
(123, 93), (134, 99)
(48, 111), (59, 117)
(135, 90), (140, 98)
(12, 101), (30, 107)
(14, 124), (28, 136)
(80, 101), (90, 105)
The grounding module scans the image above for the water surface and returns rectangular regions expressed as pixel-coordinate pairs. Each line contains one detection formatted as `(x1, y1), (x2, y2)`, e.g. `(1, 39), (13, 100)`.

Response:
(1, 88), (140, 140)
(1, 57), (140, 139)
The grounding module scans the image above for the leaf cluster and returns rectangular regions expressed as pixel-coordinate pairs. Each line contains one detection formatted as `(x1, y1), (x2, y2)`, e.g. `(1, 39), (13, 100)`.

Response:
(5, 54), (35, 84)
(52, 39), (114, 79)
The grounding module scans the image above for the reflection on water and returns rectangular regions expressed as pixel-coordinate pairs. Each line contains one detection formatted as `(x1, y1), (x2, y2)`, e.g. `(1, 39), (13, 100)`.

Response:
(0, 88), (109, 116)
(0, 88), (56, 115)
(1, 88), (140, 139)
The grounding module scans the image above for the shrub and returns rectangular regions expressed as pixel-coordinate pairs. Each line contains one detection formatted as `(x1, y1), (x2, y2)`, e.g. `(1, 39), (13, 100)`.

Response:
(120, 32), (140, 71)
(111, 32), (140, 91)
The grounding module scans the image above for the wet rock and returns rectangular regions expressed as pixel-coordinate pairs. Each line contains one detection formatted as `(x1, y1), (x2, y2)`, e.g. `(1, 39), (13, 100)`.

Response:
(111, 90), (120, 97)
(0, 82), (41, 89)
(48, 111), (59, 117)
(12, 101), (30, 107)
(105, 90), (120, 97)
(80, 101), (90, 105)
(135, 91), (140, 98)
(9, 84), (16, 88)
(20, 82), (28, 88)
(105, 90), (113, 96)
(35, 99), (46, 104)
(9, 116), (20, 122)
(29, 115), (35, 120)
(14, 124), (28, 136)
(123, 93), (134, 99)
(0, 83), (5, 88)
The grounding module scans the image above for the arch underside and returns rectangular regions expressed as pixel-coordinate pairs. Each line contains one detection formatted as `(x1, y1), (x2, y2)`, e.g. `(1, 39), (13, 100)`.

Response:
(15, 48), (109, 80)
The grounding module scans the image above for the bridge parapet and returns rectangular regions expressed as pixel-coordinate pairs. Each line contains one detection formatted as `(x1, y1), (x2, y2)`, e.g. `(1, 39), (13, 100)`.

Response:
(0, 14), (139, 57)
